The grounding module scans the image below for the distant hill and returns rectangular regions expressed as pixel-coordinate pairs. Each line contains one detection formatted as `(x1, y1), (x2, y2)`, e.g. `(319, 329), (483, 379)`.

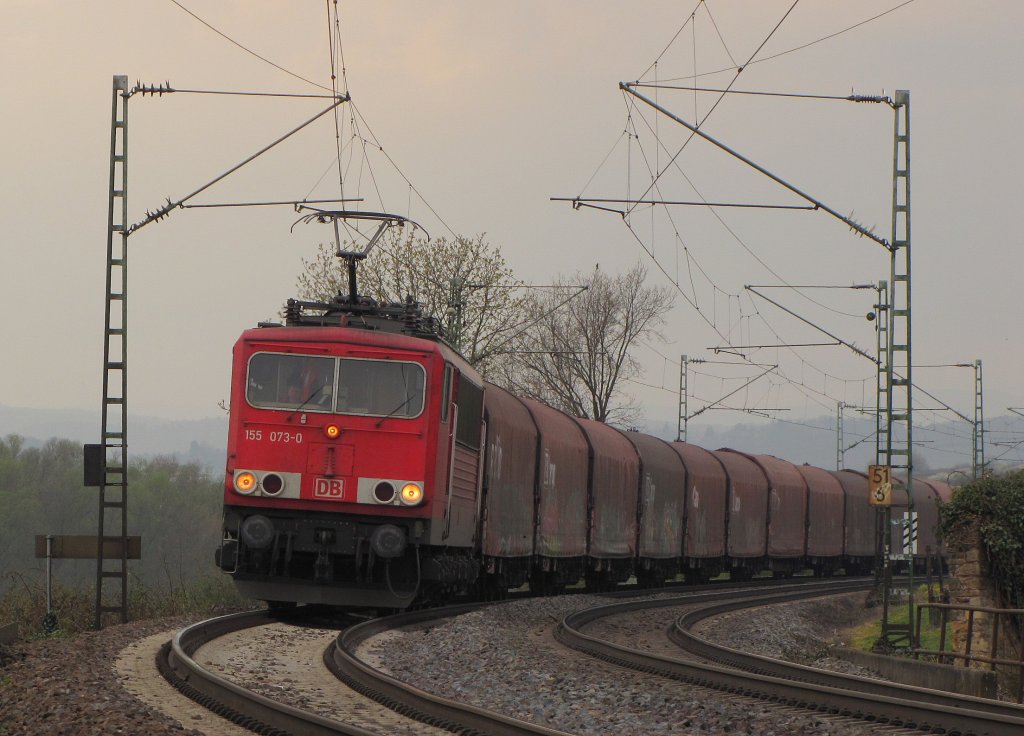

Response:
(642, 412), (1024, 480)
(0, 404), (228, 475)
(4, 403), (1020, 481)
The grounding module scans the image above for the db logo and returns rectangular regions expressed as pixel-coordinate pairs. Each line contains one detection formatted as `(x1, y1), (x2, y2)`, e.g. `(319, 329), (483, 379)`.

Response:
(313, 478), (344, 500)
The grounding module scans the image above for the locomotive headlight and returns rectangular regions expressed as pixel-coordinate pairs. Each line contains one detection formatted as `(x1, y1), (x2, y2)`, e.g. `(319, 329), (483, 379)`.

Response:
(234, 471), (258, 495)
(399, 483), (424, 506)
(324, 423), (341, 439)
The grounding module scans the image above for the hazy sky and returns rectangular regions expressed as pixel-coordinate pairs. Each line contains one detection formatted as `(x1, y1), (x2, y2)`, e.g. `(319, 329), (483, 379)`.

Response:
(2, 2), (1021, 459)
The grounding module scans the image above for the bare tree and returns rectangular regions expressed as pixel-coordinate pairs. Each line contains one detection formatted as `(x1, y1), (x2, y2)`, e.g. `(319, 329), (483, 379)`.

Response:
(499, 264), (674, 425)
(296, 232), (527, 377)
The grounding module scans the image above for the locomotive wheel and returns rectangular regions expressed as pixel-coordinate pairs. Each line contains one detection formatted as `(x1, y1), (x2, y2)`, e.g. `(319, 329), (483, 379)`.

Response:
(529, 572), (562, 597)
(477, 574), (508, 601)
(489, 575), (508, 600)
(636, 569), (666, 589)
(685, 569), (710, 585)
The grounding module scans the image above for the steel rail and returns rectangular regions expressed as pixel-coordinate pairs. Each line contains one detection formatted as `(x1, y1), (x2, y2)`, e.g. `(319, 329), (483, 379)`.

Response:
(325, 578), (854, 735)
(670, 592), (1024, 723)
(155, 580), (794, 734)
(156, 578), (926, 734)
(557, 581), (1024, 736)
(161, 608), (379, 735)
(327, 602), (575, 736)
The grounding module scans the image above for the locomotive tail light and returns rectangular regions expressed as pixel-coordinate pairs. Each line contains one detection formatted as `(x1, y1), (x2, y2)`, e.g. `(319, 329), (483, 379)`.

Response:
(323, 423), (341, 439)
(261, 473), (285, 496)
(400, 483), (424, 506)
(234, 471), (258, 495)
(373, 481), (397, 504)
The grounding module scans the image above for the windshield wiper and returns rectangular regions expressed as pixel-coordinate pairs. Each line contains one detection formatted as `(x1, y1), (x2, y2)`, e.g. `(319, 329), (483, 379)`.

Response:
(375, 395), (415, 427)
(286, 384), (329, 421)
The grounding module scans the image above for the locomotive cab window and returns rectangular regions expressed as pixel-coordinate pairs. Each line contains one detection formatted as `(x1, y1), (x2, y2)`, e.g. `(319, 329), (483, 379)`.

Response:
(247, 353), (336, 411)
(454, 374), (483, 449)
(336, 358), (425, 418)
(440, 364), (453, 423)
(246, 353), (425, 418)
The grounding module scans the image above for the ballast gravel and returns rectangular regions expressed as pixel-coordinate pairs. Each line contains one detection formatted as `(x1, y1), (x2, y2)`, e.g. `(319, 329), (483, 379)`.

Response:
(695, 592), (884, 678)
(365, 592), (888, 736)
(0, 592), (885, 735)
(0, 614), (205, 736)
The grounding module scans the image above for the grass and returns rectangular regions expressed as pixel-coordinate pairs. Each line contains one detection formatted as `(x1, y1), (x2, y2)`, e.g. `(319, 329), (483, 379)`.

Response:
(847, 584), (953, 654)
(0, 572), (249, 642)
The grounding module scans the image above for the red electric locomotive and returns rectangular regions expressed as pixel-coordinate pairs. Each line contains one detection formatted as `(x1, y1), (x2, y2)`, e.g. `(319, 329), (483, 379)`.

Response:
(216, 293), (484, 609)
(215, 213), (947, 611)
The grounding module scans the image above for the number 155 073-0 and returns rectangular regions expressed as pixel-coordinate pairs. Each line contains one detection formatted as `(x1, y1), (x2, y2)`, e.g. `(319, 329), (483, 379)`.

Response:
(244, 429), (304, 444)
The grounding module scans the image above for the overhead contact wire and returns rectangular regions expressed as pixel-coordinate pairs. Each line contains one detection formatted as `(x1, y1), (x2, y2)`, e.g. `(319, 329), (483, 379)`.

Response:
(624, 0), (800, 219)
(327, 0), (347, 203)
(619, 2), (891, 414)
(703, 0), (738, 68)
(635, 2), (702, 81)
(349, 105), (459, 239)
(651, 0), (919, 85)
(167, 0), (330, 91)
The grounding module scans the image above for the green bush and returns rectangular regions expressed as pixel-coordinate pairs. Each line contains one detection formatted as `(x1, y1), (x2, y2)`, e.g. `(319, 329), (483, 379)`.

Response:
(1, 435), (227, 597)
(939, 470), (1024, 609)
(0, 435), (255, 642)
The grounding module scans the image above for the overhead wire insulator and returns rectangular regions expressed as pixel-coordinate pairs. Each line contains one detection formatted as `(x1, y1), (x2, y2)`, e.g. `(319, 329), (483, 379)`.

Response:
(133, 81), (176, 97)
(847, 93), (893, 106)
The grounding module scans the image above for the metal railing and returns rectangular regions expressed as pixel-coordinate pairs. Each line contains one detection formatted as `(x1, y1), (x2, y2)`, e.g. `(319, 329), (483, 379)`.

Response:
(913, 601), (1024, 703)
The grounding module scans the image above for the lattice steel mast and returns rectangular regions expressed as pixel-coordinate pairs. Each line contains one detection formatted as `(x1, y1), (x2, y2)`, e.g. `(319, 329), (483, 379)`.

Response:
(879, 90), (914, 648)
(96, 75), (131, 628)
(90, 76), (352, 628)
(678, 355), (689, 442)
(974, 359), (985, 478)
(885, 90), (913, 512)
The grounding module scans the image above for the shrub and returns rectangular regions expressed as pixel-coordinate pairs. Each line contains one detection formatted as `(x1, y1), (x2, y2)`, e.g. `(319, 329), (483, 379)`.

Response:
(939, 471), (1024, 608)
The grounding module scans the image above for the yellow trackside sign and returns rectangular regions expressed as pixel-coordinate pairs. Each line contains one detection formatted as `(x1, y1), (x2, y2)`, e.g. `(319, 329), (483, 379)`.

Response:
(868, 465), (892, 506)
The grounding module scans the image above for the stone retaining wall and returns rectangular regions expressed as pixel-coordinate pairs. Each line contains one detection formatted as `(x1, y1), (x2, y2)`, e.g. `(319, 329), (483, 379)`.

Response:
(945, 526), (1022, 698)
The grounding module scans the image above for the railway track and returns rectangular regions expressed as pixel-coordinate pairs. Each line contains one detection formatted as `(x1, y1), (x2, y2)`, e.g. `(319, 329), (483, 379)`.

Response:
(159, 606), (571, 735)
(557, 580), (1024, 736)
(328, 603), (575, 736)
(161, 609), (364, 735)
(157, 578), (1024, 735)
(155, 579), (754, 734)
